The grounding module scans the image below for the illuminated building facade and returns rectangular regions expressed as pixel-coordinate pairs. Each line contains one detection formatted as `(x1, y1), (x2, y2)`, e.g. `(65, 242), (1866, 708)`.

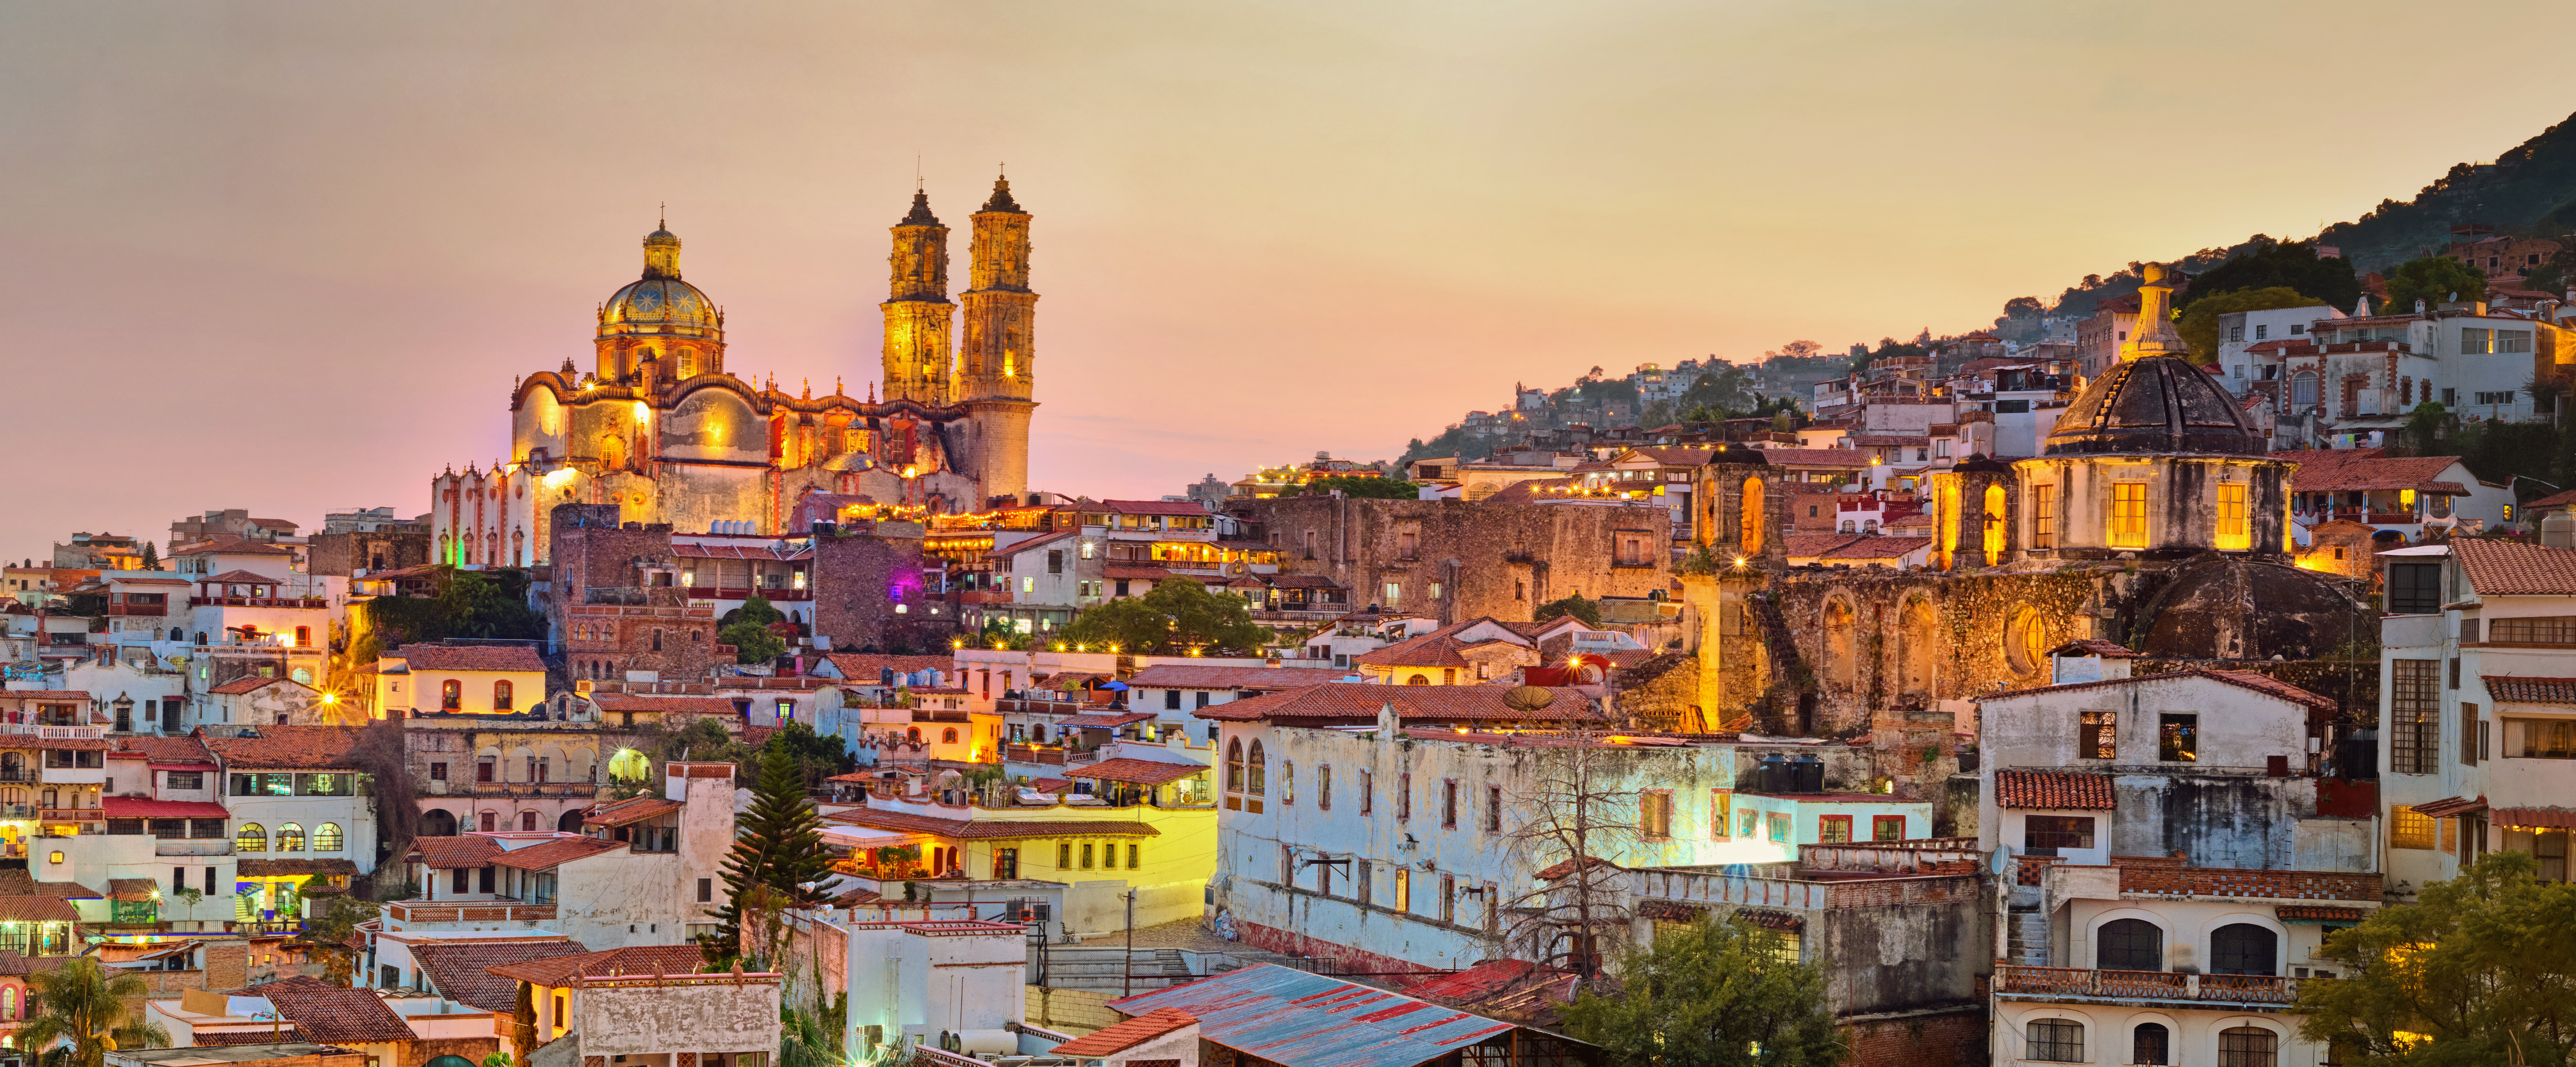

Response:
(429, 177), (1041, 570)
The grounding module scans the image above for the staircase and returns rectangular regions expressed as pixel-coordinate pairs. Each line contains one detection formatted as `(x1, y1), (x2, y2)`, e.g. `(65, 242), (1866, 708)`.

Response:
(2006, 904), (2050, 966)
(1748, 593), (1815, 735)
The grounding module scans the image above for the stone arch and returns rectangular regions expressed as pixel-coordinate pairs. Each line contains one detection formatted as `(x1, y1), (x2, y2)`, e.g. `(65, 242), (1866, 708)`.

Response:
(421, 808), (458, 837)
(1982, 483), (2008, 563)
(566, 745), (597, 783)
(1894, 594), (1939, 705)
(507, 745), (535, 783)
(1820, 597), (1857, 690)
(558, 809), (586, 833)
(537, 744), (567, 783)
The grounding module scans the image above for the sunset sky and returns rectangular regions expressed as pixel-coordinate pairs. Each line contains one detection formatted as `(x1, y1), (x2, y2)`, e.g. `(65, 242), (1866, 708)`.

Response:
(5, 1), (2575, 553)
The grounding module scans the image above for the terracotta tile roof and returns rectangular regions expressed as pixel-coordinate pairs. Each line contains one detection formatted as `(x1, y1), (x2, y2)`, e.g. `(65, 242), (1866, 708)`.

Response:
(2410, 795), (2487, 819)
(106, 878), (158, 902)
(825, 809), (1160, 840)
(209, 677), (308, 696)
(101, 798), (230, 819)
(2454, 538), (2576, 596)
(192, 1030), (308, 1046)
(200, 569), (291, 586)
(1071, 759), (1209, 786)
(1193, 683), (1599, 724)
(2119, 866), (2381, 902)
(0, 692), (92, 703)
(2495, 806), (2576, 828)
(245, 975), (418, 1044)
(1121, 665), (1313, 691)
(583, 796), (681, 828)
(201, 726), (367, 770)
(1059, 712), (1156, 729)
(485, 944), (718, 986)
(587, 694), (742, 716)
(1050, 1007), (1198, 1056)
(2528, 488), (2576, 511)
(1849, 435), (1932, 447)
(2274, 449), (2472, 493)
(1784, 533), (1864, 559)
(236, 858), (361, 877)
(1101, 500), (1214, 516)
(0, 895), (85, 923)
(1994, 769), (2115, 810)
(1533, 855), (1623, 880)
(389, 644), (547, 673)
(411, 940), (591, 1012)
(0, 734), (109, 752)
(1262, 574), (1345, 590)
(113, 735), (215, 763)
(1102, 565), (1174, 581)
(982, 531), (1079, 560)
(821, 653), (952, 679)
(172, 537), (294, 557)
(409, 836), (504, 869)
(1352, 633), (1520, 670)
(2204, 670), (2340, 713)
(2484, 676), (2576, 704)
(1985, 668), (2337, 715)
(491, 837), (625, 871)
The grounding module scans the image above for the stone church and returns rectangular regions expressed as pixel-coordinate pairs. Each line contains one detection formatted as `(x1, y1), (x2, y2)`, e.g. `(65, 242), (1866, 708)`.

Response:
(427, 177), (1043, 568)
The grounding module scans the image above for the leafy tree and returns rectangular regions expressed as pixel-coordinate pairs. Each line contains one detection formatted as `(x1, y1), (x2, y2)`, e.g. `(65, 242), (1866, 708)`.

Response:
(19, 957), (171, 1067)
(2527, 241), (2576, 297)
(1638, 400), (1676, 430)
(1763, 340), (1824, 361)
(1298, 475), (1419, 499)
(2177, 239), (2361, 312)
(2001, 296), (2047, 319)
(357, 567), (546, 650)
(2297, 850), (2576, 1065)
(735, 594), (785, 628)
(708, 749), (834, 968)
(1535, 594), (1602, 627)
(2384, 256), (2491, 314)
(2175, 286), (2320, 363)
(723, 621), (788, 664)
(780, 988), (849, 1067)
(971, 615), (1039, 651)
(1061, 578), (1273, 655)
(1561, 914), (1844, 1067)
(766, 720), (855, 786)
(302, 886), (384, 986)
(510, 981), (537, 1067)
(136, 541), (157, 570)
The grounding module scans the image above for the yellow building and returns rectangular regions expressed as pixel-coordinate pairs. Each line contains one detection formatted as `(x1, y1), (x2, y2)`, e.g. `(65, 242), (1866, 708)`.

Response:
(373, 644), (549, 718)
(1351, 618), (1544, 685)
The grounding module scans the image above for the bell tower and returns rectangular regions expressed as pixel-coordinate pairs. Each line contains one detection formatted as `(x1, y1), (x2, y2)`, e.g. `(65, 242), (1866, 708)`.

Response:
(880, 191), (955, 405)
(958, 175), (1039, 502)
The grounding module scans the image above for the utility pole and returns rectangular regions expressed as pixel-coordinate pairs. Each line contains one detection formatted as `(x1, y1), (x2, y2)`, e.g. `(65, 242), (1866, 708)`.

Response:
(1122, 888), (1137, 997)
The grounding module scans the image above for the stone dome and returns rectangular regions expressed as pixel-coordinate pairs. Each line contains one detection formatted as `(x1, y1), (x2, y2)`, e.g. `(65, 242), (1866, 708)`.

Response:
(2130, 554), (2373, 660)
(2042, 355), (2266, 457)
(599, 225), (721, 340)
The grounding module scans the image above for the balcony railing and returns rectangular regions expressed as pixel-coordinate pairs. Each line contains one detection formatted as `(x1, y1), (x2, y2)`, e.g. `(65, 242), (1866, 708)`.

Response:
(189, 596), (327, 609)
(386, 901), (559, 924)
(441, 782), (599, 798)
(155, 840), (234, 856)
(106, 605), (167, 617)
(39, 809), (103, 824)
(1994, 963), (2297, 1005)
(682, 587), (814, 602)
(0, 725), (108, 740)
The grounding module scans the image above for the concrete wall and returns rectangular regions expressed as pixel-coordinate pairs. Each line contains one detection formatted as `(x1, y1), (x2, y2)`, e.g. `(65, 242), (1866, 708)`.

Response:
(575, 978), (781, 1058)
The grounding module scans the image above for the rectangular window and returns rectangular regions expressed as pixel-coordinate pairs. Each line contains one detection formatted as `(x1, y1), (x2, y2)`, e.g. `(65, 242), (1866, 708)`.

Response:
(2488, 616), (2576, 645)
(1384, 581), (1401, 607)
(1817, 815), (1852, 843)
(1080, 843), (1094, 870)
(2463, 703), (2480, 767)
(2215, 483), (2250, 550)
(1357, 860), (1373, 905)
(2504, 717), (2576, 758)
(1639, 792), (1673, 838)
(1740, 809), (1760, 839)
(1766, 814), (1790, 843)
(1485, 786), (1502, 832)
(1393, 869), (1411, 913)
(697, 877), (712, 903)
(1872, 815), (1906, 841)
(1047, 550), (1063, 574)
(2388, 562), (2442, 614)
(2024, 814), (2097, 853)
(2390, 806), (2435, 850)
(1710, 790), (1732, 838)
(1397, 774), (1412, 821)
(1318, 765), (1332, 810)
(2392, 659), (2441, 774)
(1059, 842), (1073, 869)
(2032, 484), (2056, 549)
(1360, 770), (1373, 814)
(2027, 1019), (2084, 1063)
(429, 762), (448, 782)
(2080, 711), (2116, 760)
(2158, 714), (2197, 762)
(2109, 481), (2148, 547)
(166, 771), (202, 790)
(1128, 843), (1139, 870)
(1439, 874), (1455, 923)
(1441, 781), (1458, 828)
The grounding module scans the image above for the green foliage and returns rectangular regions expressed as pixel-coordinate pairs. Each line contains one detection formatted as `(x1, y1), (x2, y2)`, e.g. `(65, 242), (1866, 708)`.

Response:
(19, 957), (170, 1067)
(357, 567), (546, 649)
(2384, 256), (2491, 313)
(1561, 915), (1844, 1067)
(1534, 594), (1602, 627)
(2296, 850), (2576, 1065)
(723, 620), (788, 664)
(2175, 286), (2320, 363)
(780, 988), (849, 1067)
(1061, 578), (1273, 655)
(970, 616), (1038, 651)
(2001, 295), (2047, 319)
(480, 1054), (515, 1067)
(136, 542), (157, 570)
(1298, 475), (1419, 499)
(2177, 239), (2361, 313)
(766, 720), (855, 786)
(708, 749), (836, 969)
(737, 594), (785, 628)
(303, 888), (384, 986)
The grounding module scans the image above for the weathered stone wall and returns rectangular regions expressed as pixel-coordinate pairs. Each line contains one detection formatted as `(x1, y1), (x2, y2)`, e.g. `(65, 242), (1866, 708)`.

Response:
(1843, 1007), (1986, 1067)
(812, 527), (956, 654)
(1231, 497), (1674, 624)
(307, 531), (431, 577)
(1814, 899), (1984, 1017)
(1758, 567), (2105, 736)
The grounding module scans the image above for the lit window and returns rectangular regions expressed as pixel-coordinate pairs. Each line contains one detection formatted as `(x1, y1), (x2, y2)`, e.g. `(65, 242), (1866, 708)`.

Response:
(2215, 483), (2250, 551)
(2110, 482), (2148, 547)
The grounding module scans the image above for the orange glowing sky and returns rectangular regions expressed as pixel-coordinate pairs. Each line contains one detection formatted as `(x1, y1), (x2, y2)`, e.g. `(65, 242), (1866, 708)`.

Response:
(4, 2), (2575, 552)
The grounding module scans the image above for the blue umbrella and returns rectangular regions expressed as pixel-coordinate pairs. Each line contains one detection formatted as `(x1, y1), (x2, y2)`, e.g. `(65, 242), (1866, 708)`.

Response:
(1100, 681), (1130, 691)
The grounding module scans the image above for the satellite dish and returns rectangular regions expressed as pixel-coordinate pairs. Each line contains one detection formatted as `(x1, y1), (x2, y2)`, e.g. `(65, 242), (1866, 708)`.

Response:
(1503, 686), (1557, 712)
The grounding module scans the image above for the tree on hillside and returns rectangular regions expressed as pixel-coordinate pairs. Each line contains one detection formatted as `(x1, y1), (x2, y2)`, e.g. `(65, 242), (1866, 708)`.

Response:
(707, 749), (835, 969)
(20, 958), (169, 1067)
(2384, 256), (2491, 313)
(1763, 340), (1823, 362)
(2177, 239), (2362, 312)
(1535, 594), (1602, 627)
(352, 567), (546, 666)
(1562, 914), (1845, 1067)
(1062, 578), (1271, 655)
(2002, 296), (2048, 319)
(2175, 286), (2320, 363)
(2296, 850), (2576, 1065)
(1297, 475), (1419, 499)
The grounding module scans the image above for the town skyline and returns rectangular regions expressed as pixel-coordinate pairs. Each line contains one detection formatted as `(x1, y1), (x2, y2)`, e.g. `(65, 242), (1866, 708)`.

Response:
(7, 1), (2576, 549)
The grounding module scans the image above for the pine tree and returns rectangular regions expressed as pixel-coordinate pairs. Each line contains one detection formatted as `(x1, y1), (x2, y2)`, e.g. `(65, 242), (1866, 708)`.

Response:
(137, 541), (158, 570)
(706, 748), (833, 967)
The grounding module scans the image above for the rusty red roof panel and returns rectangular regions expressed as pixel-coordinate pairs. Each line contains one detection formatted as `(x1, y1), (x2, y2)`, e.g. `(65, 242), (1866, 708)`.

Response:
(1103, 963), (1542, 1067)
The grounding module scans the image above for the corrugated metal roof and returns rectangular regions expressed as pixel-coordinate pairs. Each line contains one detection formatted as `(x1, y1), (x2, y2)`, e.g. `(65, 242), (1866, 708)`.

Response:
(1105, 964), (1524, 1067)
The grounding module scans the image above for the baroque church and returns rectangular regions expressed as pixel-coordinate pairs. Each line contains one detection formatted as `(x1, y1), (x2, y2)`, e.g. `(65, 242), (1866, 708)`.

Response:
(428, 177), (1041, 568)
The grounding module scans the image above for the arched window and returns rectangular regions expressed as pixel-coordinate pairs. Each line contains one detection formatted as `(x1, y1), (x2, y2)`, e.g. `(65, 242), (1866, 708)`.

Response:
(906, 727), (921, 743)
(1897, 596), (1939, 701)
(941, 728), (959, 744)
(1981, 483), (2007, 561)
(2218, 1027), (2276, 1067)
(1247, 741), (1267, 796)
(312, 823), (344, 852)
(519, 811), (538, 831)
(2211, 923), (2278, 975)
(170, 628), (183, 642)
(2290, 371), (2319, 407)
(275, 824), (305, 852)
(441, 680), (461, 711)
(493, 680), (514, 711)
(235, 824), (267, 852)
(1406, 674), (1431, 685)
(2006, 607), (2047, 676)
(1225, 739), (1244, 792)
(3, 985), (15, 1019)
(2130, 1023), (2170, 1066)
(2097, 918), (2161, 971)
(1821, 600), (1855, 689)
(1740, 477), (1764, 550)
(2025, 1018), (2083, 1063)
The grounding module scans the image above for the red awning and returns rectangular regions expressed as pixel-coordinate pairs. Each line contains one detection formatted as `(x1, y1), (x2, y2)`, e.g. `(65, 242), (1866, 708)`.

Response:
(2412, 795), (2488, 819)
(2495, 807), (2576, 829)
(100, 798), (232, 819)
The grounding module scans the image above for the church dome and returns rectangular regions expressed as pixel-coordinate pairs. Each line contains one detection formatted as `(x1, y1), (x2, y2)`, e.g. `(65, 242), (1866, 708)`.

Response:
(2131, 554), (2372, 660)
(2042, 354), (2266, 456)
(599, 224), (722, 341)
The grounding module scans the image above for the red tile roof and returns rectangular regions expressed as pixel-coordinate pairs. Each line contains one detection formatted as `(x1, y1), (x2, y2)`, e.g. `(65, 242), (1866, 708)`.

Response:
(2119, 866), (2380, 902)
(2495, 806), (2576, 828)
(1192, 683), (1599, 724)
(1987, 668), (2336, 714)
(2273, 449), (2472, 493)
(1100, 500), (1215, 516)
(491, 837), (625, 871)
(825, 809), (1160, 840)
(2484, 676), (2576, 704)
(114, 735), (215, 763)
(100, 798), (230, 819)
(0, 692), (91, 703)
(1049, 1008), (1197, 1056)
(209, 677), (308, 696)
(390, 644), (547, 673)
(409, 836), (504, 869)
(583, 796), (682, 828)
(409, 939), (591, 1012)
(1994, 769), (2115, 810)
(1121, 665), (1314, 691)
(243, 976), (418, 1043)
(588, 694), (742, 716)
(1353, 632), (1523, 670)
(1785, 532), (1864, 559)
(1754, 448), (1872, 467)
(201, 726), (367, 770)
(2454, 538), (2576, 596)
(1070, 759), (1209, 787)
(0, 896), (85, 924)
(1060, 712), (1156, 729)
(486, 944), (715, 987)
(821, 653), (952, 679)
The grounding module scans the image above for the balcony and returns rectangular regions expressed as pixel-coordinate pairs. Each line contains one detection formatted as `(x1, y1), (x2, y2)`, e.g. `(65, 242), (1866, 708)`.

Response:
(154, 839), (234, 856)
(39, 808), (104, 824)
(0, 725), (108, 740)
(386, 900), (559, 924)
(681, 587), (813, 602)
(189, 596), (327, 609)
(1994, 963), (2297, 1005)
(441, 782), (598, 799)
(106, 604), (166, 617)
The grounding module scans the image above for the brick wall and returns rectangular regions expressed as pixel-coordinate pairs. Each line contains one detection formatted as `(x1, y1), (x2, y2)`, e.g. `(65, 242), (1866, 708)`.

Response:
(309, 531), (432, 577)
(1024, 986), (1119, 1035)
(204, 941), (248, 989)
(414, 1036), (503, 1065)
(811, 528), (956, 654)
(2120, 865), (2382, 901)
(1842, 1008), (1985, 1067)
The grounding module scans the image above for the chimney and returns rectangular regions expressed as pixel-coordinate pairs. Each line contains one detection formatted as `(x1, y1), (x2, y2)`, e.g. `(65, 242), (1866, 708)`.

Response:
(2544, 511), (2576, 549)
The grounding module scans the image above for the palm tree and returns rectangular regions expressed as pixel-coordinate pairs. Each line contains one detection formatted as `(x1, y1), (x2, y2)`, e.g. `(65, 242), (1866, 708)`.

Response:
(19, 957), (169, 1067)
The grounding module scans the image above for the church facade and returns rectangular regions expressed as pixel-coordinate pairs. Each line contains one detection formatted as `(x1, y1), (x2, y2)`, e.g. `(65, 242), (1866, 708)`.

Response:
(428, 177), (1042, 569)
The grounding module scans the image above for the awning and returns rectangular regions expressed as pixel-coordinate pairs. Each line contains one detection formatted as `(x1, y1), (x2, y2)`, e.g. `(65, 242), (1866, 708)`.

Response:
(100, 798), (233, 820)
(820, 826), (915, 848)
(2412, 795), (2488, 819)
(2495, 807), (2576, 829)
(1060, 712), (1155, 729)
